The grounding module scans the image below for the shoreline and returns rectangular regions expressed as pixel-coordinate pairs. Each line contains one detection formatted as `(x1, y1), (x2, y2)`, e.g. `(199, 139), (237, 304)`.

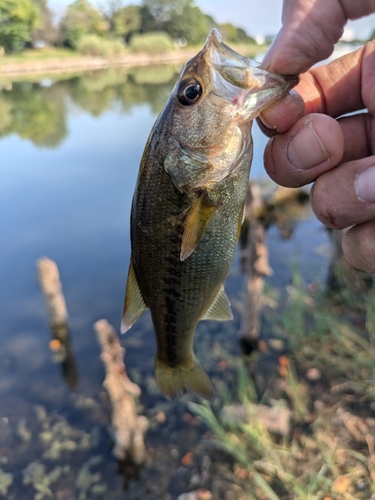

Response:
(0, 41), (359, 79)
(0, 50), (198, 77)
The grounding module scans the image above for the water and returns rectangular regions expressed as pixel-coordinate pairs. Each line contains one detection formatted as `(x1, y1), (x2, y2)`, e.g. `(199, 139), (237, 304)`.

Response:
(0, 65), (331, 498)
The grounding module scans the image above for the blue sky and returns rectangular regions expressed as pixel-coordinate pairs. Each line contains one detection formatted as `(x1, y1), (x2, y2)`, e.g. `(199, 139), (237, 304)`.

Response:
(49, 0), (375, 40)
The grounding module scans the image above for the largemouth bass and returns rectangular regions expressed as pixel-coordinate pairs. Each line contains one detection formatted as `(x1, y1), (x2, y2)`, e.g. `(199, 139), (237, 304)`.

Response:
(122, 30), (298, 399)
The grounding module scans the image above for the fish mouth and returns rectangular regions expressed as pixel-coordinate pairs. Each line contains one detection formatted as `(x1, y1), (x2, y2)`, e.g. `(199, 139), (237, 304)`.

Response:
(202, 29), (299, 121)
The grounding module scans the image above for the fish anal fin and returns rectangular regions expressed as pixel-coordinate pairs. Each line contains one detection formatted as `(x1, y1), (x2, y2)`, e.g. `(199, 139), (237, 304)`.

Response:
(155, 356), (214, 399)
(121, 260), (148, 333)
(180, 192), (217, 261)
(202, 285), (233, 321)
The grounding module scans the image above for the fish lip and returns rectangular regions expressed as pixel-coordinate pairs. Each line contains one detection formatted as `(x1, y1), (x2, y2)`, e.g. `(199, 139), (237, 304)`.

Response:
(203, 29), (298, 93)
(236, 73), (299, 106)
(202, 29), (255, 73)
(201, 30), (299, 120)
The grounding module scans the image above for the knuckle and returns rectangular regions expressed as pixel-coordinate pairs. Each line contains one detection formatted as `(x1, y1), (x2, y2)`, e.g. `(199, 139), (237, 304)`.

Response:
(342, 222), (375, 273)
(310, 181), (343, 229)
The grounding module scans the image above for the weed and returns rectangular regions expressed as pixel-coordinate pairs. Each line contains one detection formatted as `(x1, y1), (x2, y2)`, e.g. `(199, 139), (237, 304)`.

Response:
(191, 275), (375, 499)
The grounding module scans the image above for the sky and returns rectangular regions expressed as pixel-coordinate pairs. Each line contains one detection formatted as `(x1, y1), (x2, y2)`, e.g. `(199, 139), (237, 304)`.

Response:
(49, 0), (375, 40)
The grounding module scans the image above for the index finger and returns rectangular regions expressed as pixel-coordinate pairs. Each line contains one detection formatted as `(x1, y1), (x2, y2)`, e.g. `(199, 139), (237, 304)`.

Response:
(298, 40), (375, 117)
(261, 41), (375, 132)
(262, 0), (375, 75)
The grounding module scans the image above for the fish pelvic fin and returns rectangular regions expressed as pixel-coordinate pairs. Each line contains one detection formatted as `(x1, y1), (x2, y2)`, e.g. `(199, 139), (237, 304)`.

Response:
(121, 260), (148, 333)
(180, 191), (218, 261)
(202, 285), (233, 321)
(155, 356), (214, 399)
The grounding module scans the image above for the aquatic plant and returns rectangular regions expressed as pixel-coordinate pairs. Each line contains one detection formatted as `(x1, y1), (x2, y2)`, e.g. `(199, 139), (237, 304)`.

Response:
(22, 460), (70, 500)
(0, 467), (13, 497)
(75, 455), (106, 500)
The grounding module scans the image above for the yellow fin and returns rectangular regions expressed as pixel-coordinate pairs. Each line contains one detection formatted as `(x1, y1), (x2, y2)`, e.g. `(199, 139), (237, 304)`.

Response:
(180, 192), (217, 261)
(121, 260), (148, 333)
(155, 356), (214, 399)
(237, 201), (245, 242)
(202, 285), (233, 321)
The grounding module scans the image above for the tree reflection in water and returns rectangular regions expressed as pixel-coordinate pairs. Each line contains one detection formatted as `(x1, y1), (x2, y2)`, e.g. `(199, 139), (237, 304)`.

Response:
(0, 64), (179, 148)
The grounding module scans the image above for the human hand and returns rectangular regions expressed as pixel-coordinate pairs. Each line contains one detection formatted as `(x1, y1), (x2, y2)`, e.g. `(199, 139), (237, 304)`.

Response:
(262, 0), (375, 75)
(260, 0), (375, 273)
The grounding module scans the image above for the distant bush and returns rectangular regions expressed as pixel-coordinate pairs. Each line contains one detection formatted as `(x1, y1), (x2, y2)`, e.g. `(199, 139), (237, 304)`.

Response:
(129, 32), (173, 55)
(76, 35), (123, 58)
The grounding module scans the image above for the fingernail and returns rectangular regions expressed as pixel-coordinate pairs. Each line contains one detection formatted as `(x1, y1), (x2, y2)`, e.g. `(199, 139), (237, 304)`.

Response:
(356, 166), (375, 203)
(258, 112), (276, 131)
(287, 119), (331, 170)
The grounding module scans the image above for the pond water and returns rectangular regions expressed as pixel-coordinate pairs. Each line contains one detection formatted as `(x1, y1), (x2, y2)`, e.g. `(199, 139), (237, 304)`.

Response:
(0, 64), (332, 499)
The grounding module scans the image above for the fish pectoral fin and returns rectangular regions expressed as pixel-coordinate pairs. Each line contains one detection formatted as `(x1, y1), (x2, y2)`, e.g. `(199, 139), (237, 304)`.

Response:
(180, 192), (218, 261)
(202, 285), (233, 321)
(121, 260), (148, 333)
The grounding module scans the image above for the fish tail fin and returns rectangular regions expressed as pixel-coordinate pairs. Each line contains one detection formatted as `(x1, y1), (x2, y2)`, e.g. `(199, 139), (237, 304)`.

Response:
(155, 356), (214, 399)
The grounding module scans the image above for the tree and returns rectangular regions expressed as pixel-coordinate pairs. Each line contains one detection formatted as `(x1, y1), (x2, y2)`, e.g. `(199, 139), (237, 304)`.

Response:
(0, 0), (39, 52)
(60, 0), (108, 48)
(110, 4), (141, 42)
(218, 23), (256, 44)
(31, 0), (57, 46)
(140, 0), (209, 45)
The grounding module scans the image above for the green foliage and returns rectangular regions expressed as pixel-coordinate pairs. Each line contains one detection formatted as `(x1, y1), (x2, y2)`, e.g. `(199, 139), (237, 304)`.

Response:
(0, 82), (67, 147)
(217, 23), (256, 44)
(140, 0), (209, 45)
(31, 0), (57, 46)
(60, 0), (108, 48)
(0, 0), (39, 52)
(129, 31), (173, 54)
(111, 4), (141, 42)
(0, 65), (178, 142)
(0, 94), (12, 132)
(191, 275), (375, 499)
(76, 34), (123, 58)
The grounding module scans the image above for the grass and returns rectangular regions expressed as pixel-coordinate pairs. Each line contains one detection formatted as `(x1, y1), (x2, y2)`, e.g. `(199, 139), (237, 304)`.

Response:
(0, 47), (79, 64)
(190, 270), (375, 499)
(0, 40), (267, 66)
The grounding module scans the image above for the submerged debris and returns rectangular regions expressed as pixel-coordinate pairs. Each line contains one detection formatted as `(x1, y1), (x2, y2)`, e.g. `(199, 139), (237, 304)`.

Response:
(17, 418), (32, 442)
(0, 467), (13, 497)
(94, 319), (148, 464)
(75, 455), (106, 500)
(22, 460), (70, 500)
(39, 418), (91, 461)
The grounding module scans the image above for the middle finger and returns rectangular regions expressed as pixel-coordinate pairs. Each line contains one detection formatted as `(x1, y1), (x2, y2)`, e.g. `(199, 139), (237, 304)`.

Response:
(311, 155), (375, 229)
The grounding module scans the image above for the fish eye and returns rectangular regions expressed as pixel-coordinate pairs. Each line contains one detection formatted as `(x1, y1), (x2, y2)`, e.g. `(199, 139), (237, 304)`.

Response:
(176, 79), (202, 106)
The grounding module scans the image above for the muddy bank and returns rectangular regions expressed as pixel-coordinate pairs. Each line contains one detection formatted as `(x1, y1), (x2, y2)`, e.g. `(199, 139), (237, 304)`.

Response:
(0, 50), (197, 77)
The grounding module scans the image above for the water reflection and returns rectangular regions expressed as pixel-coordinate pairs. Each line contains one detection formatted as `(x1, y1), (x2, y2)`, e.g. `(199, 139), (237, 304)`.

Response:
(0, 64), (180, 147)
(0, 63), (334, 499)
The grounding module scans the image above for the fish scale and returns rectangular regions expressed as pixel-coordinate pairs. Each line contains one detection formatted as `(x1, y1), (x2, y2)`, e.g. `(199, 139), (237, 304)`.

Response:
(122, 29), (298, 398)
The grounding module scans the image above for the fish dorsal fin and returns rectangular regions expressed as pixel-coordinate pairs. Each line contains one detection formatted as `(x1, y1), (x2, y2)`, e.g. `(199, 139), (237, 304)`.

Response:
(180, 192), (218, 261)
(121, 260), (148, 333)
(202, 285), (233, 321)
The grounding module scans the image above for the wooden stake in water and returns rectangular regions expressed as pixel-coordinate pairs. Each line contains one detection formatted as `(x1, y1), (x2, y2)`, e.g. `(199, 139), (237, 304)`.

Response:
(94, 319), (147, 465)
(37, 257), (69, 336)
(240, 182), (273, 342)
(37, 257), (79, 388)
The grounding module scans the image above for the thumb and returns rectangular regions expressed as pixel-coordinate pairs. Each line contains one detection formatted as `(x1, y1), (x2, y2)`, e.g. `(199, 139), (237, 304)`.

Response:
(261, 0), (346, 74)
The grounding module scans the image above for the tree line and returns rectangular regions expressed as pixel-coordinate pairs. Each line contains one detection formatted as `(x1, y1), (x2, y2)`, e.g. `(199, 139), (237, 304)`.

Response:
(0, 0), (256, 54)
